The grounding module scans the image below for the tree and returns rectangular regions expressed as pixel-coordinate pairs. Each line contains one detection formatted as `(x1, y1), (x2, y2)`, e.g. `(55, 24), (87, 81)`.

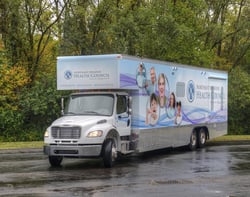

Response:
(60, 0), (92, 55)
(0, 64), (30, 141)
(0, 0), (68, 82)
(228, 67), (250, 134)
(19, 74), (63, 138)
(0, 0), (249, 140)
(202, 0), (250, 70)
(0, 0), (67, 141)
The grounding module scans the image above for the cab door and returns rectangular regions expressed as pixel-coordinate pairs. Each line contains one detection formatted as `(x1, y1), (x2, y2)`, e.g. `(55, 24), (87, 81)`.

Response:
(115, 94), (131, 136)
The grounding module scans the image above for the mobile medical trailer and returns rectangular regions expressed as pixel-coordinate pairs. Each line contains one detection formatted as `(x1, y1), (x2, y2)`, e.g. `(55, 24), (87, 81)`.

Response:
(44, 54), (228, 167)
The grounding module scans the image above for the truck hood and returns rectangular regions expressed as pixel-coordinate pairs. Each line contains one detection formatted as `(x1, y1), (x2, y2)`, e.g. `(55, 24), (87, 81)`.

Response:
(51, 115), (111, 127)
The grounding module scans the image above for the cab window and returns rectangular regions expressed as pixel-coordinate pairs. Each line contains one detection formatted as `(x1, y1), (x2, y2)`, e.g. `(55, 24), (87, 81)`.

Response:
(117, 95), (127, 115)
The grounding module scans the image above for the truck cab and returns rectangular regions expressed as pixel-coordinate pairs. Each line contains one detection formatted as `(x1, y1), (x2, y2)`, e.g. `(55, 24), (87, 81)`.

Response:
(44, 91), (132, 167)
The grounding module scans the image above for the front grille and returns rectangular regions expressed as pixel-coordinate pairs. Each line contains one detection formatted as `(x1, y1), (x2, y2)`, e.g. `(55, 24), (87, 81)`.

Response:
(54, 150), (78, 154)
(51, 126), (81, 139)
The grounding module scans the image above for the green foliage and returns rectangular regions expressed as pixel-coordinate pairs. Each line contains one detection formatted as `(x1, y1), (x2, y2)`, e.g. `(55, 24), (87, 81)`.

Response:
(0, 0), (63, 141)
(0, 110), (24, 141)
(0, 64), (30, 141)
(0, 38), (5, 65)
(19, 75), (63, 138)
(228, 67), (250, 134)
(0, 69), (63, 141)
(0, 0), (66, 81)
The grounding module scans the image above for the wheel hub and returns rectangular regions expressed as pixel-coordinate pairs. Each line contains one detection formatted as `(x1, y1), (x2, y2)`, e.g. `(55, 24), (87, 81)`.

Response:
(111, 144), (117, 161)
(200, 132), (206, 144)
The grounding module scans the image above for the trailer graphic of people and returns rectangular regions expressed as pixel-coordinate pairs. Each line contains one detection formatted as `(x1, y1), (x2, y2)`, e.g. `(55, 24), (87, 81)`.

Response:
(167, 92), (176, 119)
(175, 101), (182, 125)
(146, 93), (159, 126)
(136, 63), (146, 88)
(157, 73), (167, 108)
(146, 67), (157, 95)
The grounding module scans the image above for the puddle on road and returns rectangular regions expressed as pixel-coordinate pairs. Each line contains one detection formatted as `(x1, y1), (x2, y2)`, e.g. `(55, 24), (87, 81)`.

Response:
(227, 145), (250, 172)
(149, 179), (193, 185)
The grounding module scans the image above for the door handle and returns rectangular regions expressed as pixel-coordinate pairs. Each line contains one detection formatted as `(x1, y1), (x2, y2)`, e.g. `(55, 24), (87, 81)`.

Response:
(127, 119), (130, 127)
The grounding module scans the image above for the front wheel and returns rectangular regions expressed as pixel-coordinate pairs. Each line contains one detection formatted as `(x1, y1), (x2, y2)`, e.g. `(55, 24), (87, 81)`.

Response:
(198, 128), (206, 148)
(189, 130), (197, 151)
(102, 139), (117, 168)
(49, 156), (63, 167)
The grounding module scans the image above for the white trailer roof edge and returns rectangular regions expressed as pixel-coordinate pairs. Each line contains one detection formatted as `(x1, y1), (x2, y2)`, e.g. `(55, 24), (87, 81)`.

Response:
(57, 54), (122, 61)
(57, 54), (228, 75)
(130, 55), (228, 75)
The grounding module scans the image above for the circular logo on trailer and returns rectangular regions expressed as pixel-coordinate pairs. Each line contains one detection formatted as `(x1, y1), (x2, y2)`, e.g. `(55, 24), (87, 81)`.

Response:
(187, 80), (195, 102)
(64, 70), (72, 80)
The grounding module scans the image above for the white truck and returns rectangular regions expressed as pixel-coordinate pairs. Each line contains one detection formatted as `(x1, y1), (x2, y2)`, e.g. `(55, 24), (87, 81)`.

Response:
(44, 54), (228, 167)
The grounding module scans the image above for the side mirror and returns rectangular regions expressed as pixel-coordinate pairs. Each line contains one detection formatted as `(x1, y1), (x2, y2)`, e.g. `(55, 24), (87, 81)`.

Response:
(61, 97), (64, 115)
(128, 108), (132, 115)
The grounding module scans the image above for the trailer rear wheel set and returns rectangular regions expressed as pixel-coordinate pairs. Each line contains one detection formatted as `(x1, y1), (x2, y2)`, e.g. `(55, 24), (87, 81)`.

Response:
(189, 127), (208, 151)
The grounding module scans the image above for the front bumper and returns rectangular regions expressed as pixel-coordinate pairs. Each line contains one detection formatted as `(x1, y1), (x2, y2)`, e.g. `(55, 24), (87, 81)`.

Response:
(44, 144), (102, 157)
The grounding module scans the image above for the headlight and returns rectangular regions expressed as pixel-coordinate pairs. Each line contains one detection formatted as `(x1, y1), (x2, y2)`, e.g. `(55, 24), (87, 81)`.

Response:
(87, 130), (103, 138)
(44, 130), (49, 137)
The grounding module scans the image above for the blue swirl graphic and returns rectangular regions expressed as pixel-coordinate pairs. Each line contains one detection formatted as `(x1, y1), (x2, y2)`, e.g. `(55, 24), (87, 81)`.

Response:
(120, 74), (137, 88)
(131, 107), (227, 129)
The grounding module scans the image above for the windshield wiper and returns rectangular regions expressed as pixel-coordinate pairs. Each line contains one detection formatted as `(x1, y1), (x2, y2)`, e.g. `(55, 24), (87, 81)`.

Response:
(83, 111), (100, 115)
(65, 111), (102, 116)
(65, 112), (77, 115)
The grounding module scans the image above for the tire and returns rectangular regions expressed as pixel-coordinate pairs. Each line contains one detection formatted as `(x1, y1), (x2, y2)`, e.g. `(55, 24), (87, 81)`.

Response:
(189, 130), (197, 151)
(103, 139), (117, 168)
(49, 156), (63, 167)
(198, 128), (206, 148)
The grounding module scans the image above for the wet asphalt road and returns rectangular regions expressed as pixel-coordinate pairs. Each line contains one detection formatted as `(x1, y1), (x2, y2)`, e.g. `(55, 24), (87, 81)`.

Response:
(0, 144), (250, 197)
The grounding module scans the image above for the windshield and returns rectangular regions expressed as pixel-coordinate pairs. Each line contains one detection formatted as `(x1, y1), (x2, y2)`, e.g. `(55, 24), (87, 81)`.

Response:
(65, 94), (114, 116)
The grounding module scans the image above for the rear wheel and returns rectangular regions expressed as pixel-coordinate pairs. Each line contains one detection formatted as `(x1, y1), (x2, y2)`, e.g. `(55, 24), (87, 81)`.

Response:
(198, 128), (206, 148)
(49, 156), (63, 167)
(103, 139), (117, 168)
(189, 130), (197, 151)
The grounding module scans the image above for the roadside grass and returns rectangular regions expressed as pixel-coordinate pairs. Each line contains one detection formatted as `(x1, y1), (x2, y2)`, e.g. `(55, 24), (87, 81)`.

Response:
(209, 135), (250, 142)
(0, 141), (44, 149)
(0, 135), (250, 149)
